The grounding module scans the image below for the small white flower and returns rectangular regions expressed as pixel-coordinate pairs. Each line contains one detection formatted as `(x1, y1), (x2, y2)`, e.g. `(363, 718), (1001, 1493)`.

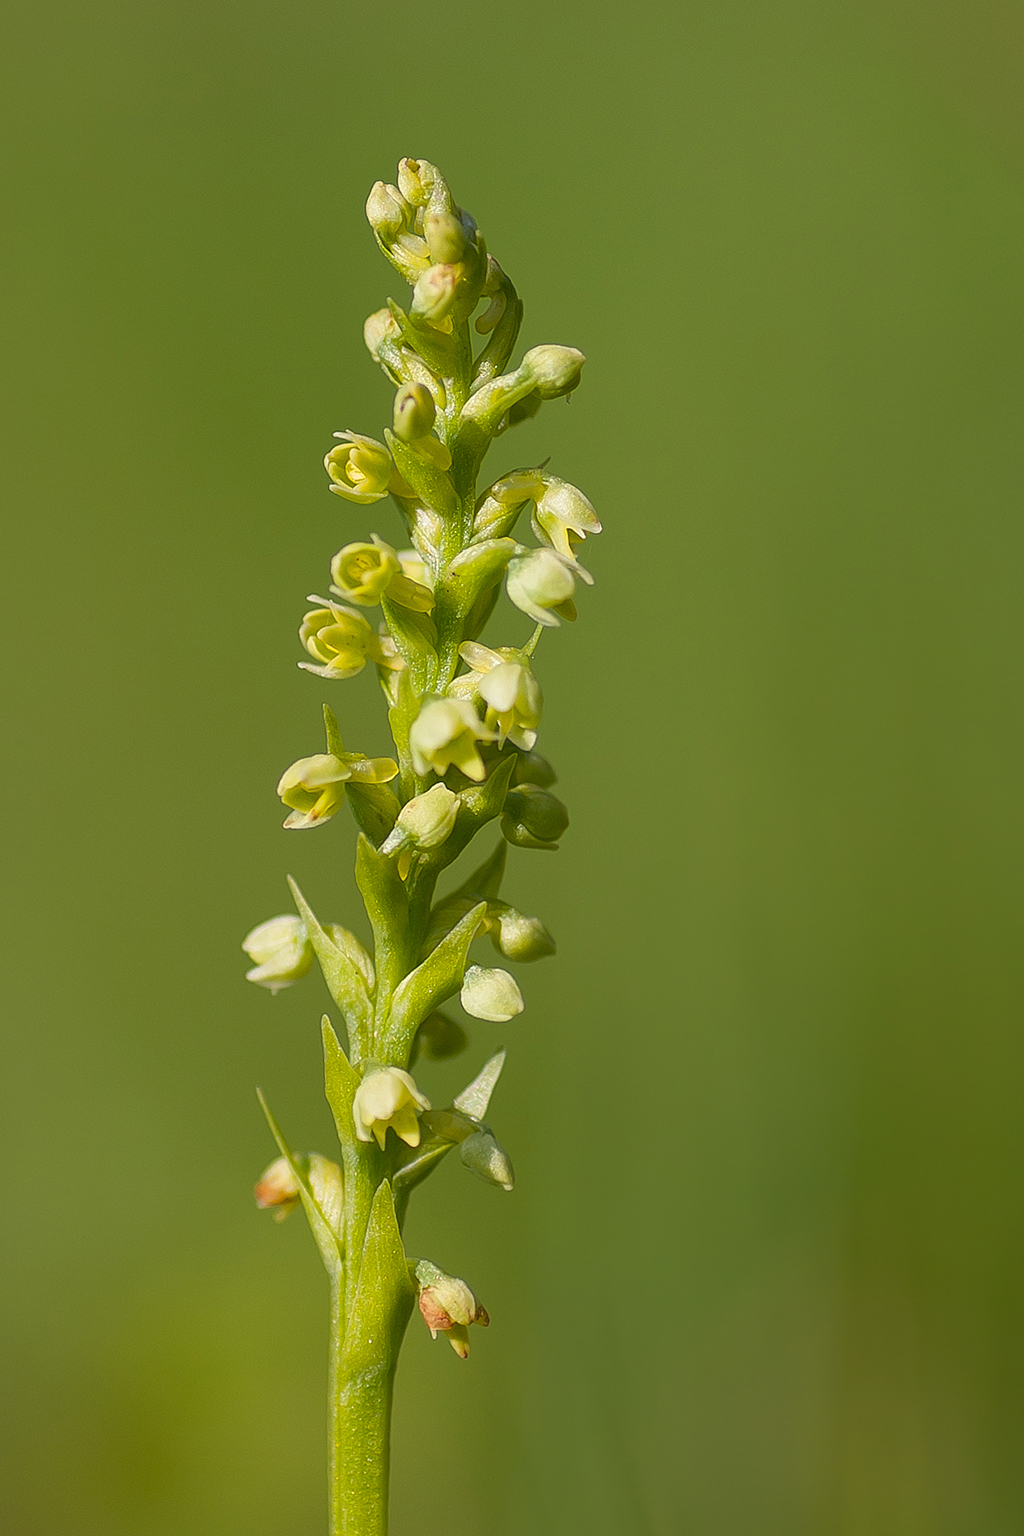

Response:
(353, 1067), (431, 1150)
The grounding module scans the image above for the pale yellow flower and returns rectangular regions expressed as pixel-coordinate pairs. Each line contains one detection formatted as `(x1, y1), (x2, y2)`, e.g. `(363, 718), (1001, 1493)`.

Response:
(353, 1067), (431, 1150)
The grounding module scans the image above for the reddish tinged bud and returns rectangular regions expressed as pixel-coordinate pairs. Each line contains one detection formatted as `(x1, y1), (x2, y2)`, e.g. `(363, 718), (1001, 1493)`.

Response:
(415, 1262), (489, 1358)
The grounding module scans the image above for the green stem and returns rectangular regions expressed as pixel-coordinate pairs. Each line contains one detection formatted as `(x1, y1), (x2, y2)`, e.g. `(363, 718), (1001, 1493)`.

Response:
(328, 1273), (400, 1536)
(330, 1146), (410, 1536)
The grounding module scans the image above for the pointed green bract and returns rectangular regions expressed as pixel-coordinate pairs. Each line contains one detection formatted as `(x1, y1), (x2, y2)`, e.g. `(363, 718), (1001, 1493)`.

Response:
(257, 1087), (343, 1277)
(288, 878), (373, 1055)
(454, 1048), (506, 1120)
(341, 1180), (416, 1378)
(382, 900), (487, 1062)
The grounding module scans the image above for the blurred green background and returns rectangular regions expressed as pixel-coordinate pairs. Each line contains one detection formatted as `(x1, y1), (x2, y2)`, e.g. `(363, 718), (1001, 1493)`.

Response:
(3, 2), (1023, 1532)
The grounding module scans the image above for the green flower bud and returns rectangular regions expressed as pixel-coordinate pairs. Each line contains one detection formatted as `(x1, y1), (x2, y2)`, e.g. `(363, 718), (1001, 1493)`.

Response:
(365, 181), (410, 241)
(353, 1066), (431, 1150)
(255, 1156), (301, 1219)
(277, 749), (398, 830)
(506, 547), (592, 628)
(416, 1260), (489, 1358)
(460, 964), (524, 1022)
(414, 1010), (469, 1062)
(425, 208), (469, 264)
(523, 343), (586, 399)
(324, 431), (402, 504)
(397, 783), (460, 847)
(504, 784), (569, 843)
(392, 381), (436, 441)
(489, 903), (556, 962)
(512, 749), (557, 788)
(459, 1128), (514, 1191)
(380, 784), (460, 875)
(455, 642), (543, 750)
(298, 601), (384, 679)
(409, 697), (496, 783)
(242, 914), (314, 993)
(532, 477), (601, 561)
(397, 157), (441, 208)
(411, 264), (460, 329)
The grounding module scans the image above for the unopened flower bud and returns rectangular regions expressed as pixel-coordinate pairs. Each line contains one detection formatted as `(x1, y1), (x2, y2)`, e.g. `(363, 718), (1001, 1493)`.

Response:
(523, 344), (586, 400)
(254, 1152), (344, 1235)
(397, 157), (440, 208)
(415, 1010), (469, 1061)
(459, 1129), (514, 1191)
(506, 547), (592, 628)
(490, 904), (556, 962)
(460, 964), (524, 1022)
(505, 784), (569, 843)
(392, 784), (460, 849)
(425, 208), (469, 263)
(392, 381), (436, 442)
(363, 307), (401, 356)
(255, 1156), (301, 1219)
(512, 749), (557, 788)
(416, 1260), (489, 1358)
(381, 784), (460, 874)
(242, 915), (314, 993)
(409, 697), (496, 783)
(411, 264), (460, 328)
(366, 181), (410, 241)
(353, 1067), (431, 1149)
(532, 477), (602, 561)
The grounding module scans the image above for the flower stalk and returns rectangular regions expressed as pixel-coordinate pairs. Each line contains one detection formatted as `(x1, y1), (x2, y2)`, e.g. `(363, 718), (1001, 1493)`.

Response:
(247, 158), (598, 1535)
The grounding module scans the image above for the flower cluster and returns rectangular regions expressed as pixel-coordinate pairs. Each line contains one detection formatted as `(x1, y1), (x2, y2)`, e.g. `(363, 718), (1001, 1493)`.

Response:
(245, 157), (598, 1529)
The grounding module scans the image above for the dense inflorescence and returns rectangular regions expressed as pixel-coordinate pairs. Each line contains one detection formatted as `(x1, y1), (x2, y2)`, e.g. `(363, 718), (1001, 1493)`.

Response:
(244, 157), (598, 1535)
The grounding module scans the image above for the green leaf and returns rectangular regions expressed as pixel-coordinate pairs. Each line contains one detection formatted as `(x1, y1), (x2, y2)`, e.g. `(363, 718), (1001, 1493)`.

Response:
(321, 1016), (361, 1148)
(454, 1048), (507, 1120)
(341, 1180), (415, 1378)
(288, 877), (373, 1055)
(382, 900), (487, 1061)
(386, 428), (459, 516)
(346, 781), (400, 845)
(256, 1087), (342, 1278)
